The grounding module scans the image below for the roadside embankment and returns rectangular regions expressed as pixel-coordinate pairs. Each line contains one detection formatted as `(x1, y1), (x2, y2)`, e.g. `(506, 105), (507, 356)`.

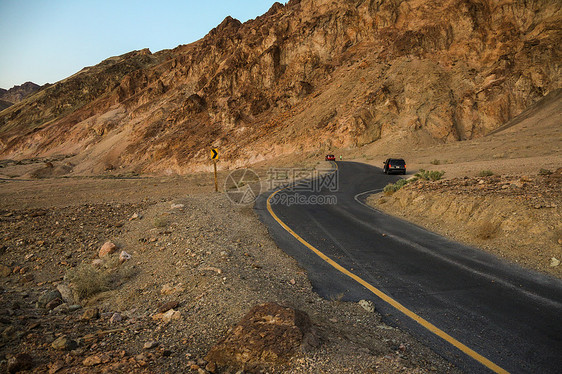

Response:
(368, 170), (562, 278)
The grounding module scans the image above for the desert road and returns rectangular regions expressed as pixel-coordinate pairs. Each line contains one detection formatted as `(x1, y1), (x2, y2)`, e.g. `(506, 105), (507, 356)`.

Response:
(255, 161), (562, 374)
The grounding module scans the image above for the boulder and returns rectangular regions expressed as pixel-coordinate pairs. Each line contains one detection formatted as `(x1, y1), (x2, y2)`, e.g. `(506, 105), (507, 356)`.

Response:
(56, 283), (76, 304)
(0, 264), (11, 277)
(80, 308), (100, 321)
(119, 251), (131, 263)
(99, 242), (117, 258)
(51, 336), (78, 351)
(37, 290), (62, 309)
(7, 353), (34, 373)
(206, 303), (312, 373)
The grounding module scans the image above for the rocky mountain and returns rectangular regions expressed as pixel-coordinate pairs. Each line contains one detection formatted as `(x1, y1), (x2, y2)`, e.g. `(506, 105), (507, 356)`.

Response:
(0, 0), (560, 174)
(0, 82), (41, 108)
(0, 100), (11, 112)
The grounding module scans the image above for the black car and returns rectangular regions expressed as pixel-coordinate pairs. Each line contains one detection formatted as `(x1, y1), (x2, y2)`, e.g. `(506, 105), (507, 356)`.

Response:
(383, 158), (406, 175)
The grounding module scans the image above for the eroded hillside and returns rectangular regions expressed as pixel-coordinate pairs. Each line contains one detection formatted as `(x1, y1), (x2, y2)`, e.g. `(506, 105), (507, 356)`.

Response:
(0, 0), (560, 174)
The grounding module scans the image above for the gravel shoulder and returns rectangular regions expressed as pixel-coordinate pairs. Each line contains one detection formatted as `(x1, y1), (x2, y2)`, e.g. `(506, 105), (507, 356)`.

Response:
(0, 174), (458, 373)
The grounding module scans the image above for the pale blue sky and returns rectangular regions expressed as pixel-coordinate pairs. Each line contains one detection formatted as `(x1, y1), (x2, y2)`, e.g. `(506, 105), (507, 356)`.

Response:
(0, 0), (278, 89)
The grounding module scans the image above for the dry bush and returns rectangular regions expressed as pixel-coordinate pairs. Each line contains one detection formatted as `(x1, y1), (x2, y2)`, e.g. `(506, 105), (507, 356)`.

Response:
(65, 254), (137, 300)
(383, 178), (409, 195)
(153, 215), (169, 228)
(66, 264), (110, 300)
(476, 220), (499, 240)
(478, 170), (494, 177)
(415, 169), (445, 181)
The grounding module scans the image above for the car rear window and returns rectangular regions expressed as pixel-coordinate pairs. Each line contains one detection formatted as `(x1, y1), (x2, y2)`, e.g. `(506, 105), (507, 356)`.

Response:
(390, 159), (405, 165)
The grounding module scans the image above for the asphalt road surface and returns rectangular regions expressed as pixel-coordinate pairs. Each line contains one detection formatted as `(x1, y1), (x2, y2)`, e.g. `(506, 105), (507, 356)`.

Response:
(254, 161), (562, 374)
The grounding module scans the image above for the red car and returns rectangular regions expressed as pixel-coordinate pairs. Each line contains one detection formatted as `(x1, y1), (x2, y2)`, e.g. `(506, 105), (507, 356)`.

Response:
(325, 154), (336, 161)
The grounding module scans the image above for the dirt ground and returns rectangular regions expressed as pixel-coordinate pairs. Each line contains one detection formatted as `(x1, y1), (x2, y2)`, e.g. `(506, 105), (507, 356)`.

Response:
(0, 86), (559, 373)
(0, 166), (458, 373)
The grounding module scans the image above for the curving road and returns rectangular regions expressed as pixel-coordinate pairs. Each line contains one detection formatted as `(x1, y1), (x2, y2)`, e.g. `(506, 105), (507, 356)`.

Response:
(254, 161), (562, 374)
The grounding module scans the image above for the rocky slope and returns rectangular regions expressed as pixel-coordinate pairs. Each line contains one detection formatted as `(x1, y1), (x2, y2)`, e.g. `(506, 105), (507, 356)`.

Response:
(0, 177), (458, 373)
(0, 0), (560, 174)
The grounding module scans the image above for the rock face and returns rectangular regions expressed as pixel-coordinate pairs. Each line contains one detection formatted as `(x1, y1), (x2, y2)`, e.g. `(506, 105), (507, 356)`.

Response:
(0, 0), (560, 173)
(205, 302), (312, 373)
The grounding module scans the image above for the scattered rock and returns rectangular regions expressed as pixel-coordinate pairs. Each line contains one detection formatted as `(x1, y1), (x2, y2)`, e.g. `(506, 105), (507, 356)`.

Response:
(110, 312), (123, 324)
(152, 309), (181, 324)
(160, 283), (184, 295)
(130, 213), (142, 220)
(205, 303), (312, 372)
(550, 257), (560, 267)
(80, 308), (100, 321)
(162, 309), (181, 324)
(200, 266), (222, 274)
(68, 304), (82, 312)
(21, 273), (34, 283)
(0, 264), (11, 277)
(205, 361), (217, 373)
(82, 355), (102, 366)
(37, 290), (62, 308)
(91, 258), (104, 267)
(144, 340), (159, 349)
(358, 299), (375, 313)
(170, 203), (185, 209)
(56, 283), (76, 304)
(99, 241), (117, 258)
(48, 360), (64, 374)
(157, 300), (179, 313)
(51, 335), (78, 351)
(119, 250), (132, 263)
(45, 298), (63, 310)
(7, 353), (34, 373)
(52, 303), (70, 314)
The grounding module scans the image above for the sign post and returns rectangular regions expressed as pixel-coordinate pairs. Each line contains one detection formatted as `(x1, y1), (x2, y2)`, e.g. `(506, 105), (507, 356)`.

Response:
(211, 148), (219, 192)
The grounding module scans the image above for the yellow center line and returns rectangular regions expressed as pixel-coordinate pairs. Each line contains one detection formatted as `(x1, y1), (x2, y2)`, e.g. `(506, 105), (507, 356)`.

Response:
(266, 161), (509, 374)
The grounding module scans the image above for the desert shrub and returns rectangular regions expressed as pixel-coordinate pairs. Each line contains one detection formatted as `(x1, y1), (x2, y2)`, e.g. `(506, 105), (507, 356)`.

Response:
(65, 255), (137, 300)
(538, 168), (552, 176)
(415, 169), (445, 181)
(476, 220), (499, 240)
(478, 170), (494, 177)
(153, 216), (169, 228)
(430, 159), (441, 165)
(329, 292), (346, 304)
(383, 184), (397, 195)
(66, 264), (110, 300)
(383, 178), (409, 195)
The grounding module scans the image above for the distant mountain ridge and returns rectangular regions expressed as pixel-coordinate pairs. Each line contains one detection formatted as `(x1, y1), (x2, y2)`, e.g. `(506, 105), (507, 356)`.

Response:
(0, 82), (41, 106)
(0, 0), (560, 174)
